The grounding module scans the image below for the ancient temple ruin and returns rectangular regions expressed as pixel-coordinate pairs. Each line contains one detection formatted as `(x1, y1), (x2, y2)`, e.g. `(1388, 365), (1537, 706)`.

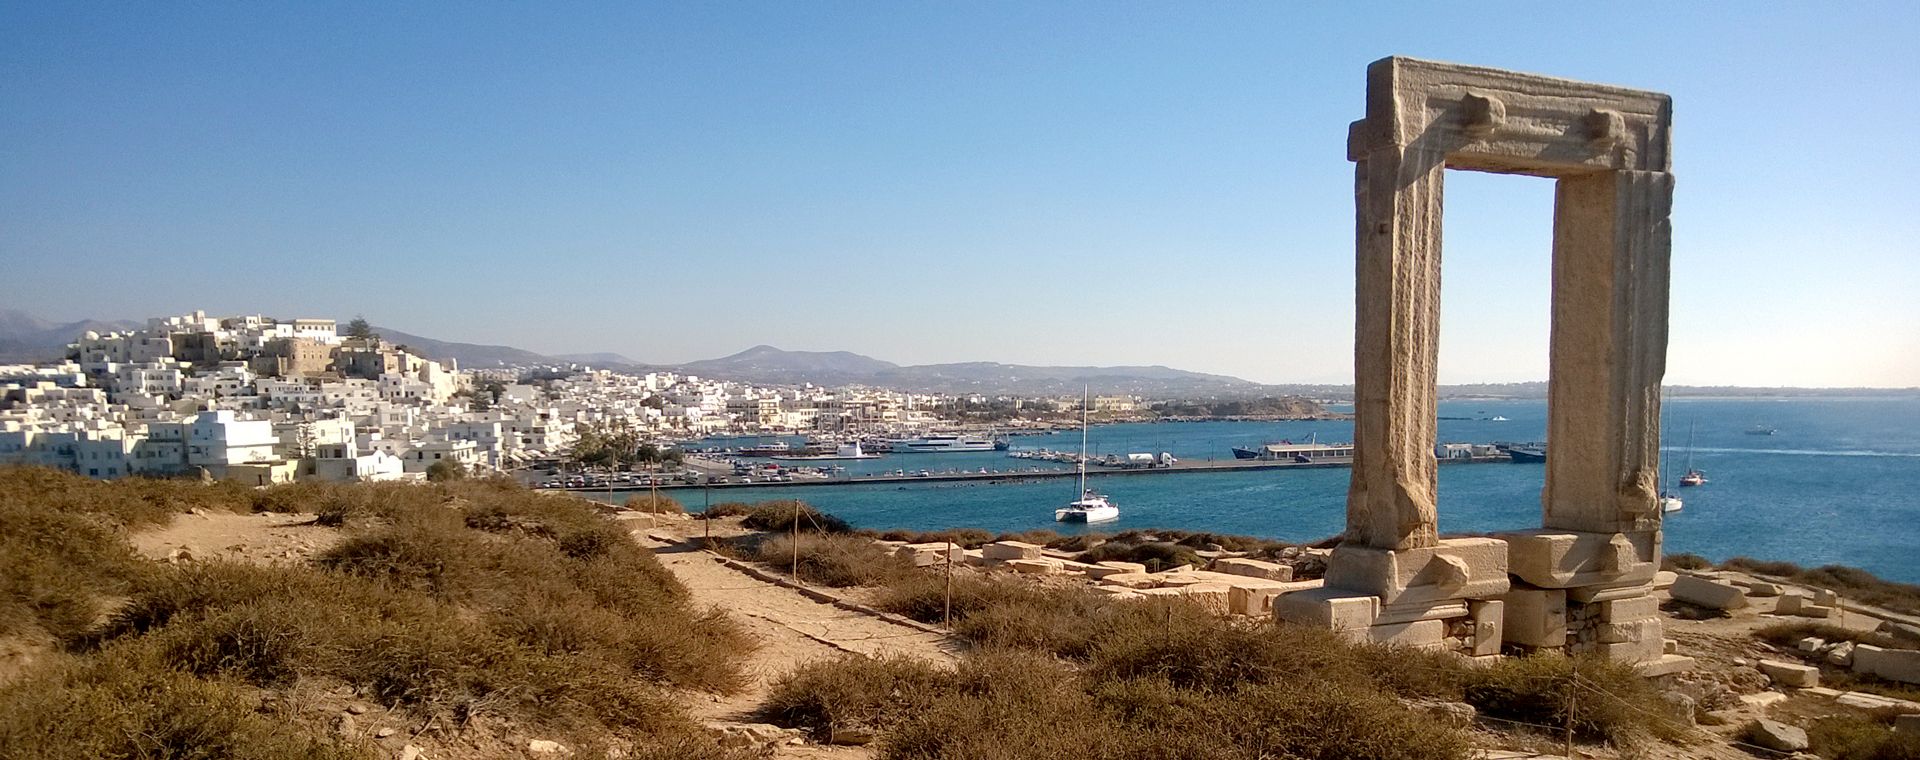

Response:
(1277, 56), (1692, 675)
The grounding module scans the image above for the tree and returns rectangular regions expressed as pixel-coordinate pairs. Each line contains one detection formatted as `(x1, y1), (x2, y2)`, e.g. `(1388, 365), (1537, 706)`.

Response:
(426, 459), (467, 482)
(345, 316), (377, 341)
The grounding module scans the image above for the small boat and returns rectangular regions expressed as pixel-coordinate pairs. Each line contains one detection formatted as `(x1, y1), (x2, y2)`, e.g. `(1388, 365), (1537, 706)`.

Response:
(1488, 415), (1510, 422)
(1056, 386), (1119, 524)
(1745, 425), (1777, 436)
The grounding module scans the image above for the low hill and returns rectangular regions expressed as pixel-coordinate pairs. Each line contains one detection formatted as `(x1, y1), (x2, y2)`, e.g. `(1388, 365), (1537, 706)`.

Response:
(0, 309), (141, 363)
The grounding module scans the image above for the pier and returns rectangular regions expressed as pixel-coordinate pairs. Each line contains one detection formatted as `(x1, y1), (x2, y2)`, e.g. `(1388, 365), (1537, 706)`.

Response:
(540, 453), (1515, 493)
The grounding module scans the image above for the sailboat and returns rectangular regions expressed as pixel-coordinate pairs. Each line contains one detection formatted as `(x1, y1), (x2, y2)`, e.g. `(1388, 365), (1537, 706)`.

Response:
(1055, 387), (1119, 523)
(1659, 424), (1683, 513)
(1679, 421), (1707, 487)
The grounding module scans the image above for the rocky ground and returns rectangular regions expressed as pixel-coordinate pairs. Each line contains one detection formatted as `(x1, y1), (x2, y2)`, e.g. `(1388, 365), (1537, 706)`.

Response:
(120, 507), (1920, 760)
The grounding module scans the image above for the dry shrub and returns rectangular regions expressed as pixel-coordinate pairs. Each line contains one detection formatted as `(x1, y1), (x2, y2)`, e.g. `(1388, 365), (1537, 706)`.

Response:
(1662, 552), (1713, 571)
(874, 573), (1131, 657)
(0, 497), (148, 641)
(1758, 621), (1911, 651)
(1722, 557), (1920, 616)
(884, 649), (1114, 760)
(1089, 607), (1363, 690)
(702, 501), (754, 518)
(1080, 540), (1202, 572)
(743, 500), (850, 533)
(1, 469), (757, 756)
(625, 492), (684, 514)
(762, 654), (949, 740)
(1462, 652), (1688, 745)
(0, 648), (365, 760)
(1093, 677), (1469, 760)
(867, 527), (995, 548)
(755, 533), (913, 587)
(1807, 713), (1920, 760)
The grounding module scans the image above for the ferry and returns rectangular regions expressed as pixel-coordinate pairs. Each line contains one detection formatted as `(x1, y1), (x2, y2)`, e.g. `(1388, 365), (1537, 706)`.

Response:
(1230, 438), (1355, 463)
(1502, 443), (1547, 463)
(888, 434), (1003, 453)
(769, 442), (881, 461)
(735, 441), (792, 457)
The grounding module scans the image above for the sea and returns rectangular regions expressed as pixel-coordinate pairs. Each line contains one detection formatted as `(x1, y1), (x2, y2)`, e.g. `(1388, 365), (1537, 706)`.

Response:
(598, 397), (1920, 583)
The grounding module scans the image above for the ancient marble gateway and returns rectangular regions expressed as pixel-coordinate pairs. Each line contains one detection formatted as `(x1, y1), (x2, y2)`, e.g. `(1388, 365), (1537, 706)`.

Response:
(1277, 56), (1692, 675)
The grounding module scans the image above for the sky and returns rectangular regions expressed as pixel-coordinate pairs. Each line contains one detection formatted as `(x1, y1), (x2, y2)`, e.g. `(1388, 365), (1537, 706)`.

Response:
(3, 3), (1916, 387)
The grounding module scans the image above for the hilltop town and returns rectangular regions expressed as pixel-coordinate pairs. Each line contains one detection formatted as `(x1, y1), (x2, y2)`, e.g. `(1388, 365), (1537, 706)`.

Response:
(0, 310), (1333, 485)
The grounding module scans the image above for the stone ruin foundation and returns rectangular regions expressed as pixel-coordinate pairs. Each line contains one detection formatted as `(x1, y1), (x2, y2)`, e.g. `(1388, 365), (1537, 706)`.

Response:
(1275, 56), (1693, 676)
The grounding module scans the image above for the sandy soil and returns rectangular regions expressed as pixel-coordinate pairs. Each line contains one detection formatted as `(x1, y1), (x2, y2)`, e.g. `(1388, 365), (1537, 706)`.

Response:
(634, 519), (966, 759)
(130, 508), (340, 565)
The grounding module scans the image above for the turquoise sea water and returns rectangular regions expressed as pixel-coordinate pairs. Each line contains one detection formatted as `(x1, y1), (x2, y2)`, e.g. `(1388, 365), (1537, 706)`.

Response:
(614, 397), (1920, 583)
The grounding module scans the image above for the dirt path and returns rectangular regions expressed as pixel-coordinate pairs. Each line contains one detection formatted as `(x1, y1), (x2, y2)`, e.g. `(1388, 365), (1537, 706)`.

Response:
(130, 509), (338, 564)
(633, 527), (964, 758)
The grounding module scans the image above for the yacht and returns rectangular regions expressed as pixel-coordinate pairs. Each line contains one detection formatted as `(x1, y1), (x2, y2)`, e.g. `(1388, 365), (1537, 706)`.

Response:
(1057, 489), (1119, 524)
(888, 434), (999, 453)
(1056, 387), (1119, 524)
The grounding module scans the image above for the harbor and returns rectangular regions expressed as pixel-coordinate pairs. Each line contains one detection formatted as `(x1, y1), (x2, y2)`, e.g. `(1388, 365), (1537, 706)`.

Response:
(542, 442), (1517, 493)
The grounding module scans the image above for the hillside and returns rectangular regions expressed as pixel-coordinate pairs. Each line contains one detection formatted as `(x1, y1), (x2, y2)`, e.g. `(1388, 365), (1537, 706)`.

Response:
(0, 309), (141, 363)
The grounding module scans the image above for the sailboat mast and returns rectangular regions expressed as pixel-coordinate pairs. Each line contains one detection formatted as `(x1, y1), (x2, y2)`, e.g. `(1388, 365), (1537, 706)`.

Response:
(1685, 421), (1695, 472)
(1079, 385), (1089, 496)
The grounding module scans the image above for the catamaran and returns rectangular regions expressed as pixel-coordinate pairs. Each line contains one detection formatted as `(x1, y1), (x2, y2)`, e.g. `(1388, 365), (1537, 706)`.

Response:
(1056, 388), (1118, 523)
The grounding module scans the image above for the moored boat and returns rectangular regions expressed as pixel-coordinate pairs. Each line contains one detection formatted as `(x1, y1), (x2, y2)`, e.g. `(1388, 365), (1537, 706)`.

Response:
(1231, 435), (1354, 463)
(1056, 387), (1119, 524)
(888, 434), (999, 453)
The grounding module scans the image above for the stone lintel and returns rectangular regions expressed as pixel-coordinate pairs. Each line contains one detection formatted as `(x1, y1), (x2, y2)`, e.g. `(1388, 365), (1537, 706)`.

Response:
(1351, 56), (1672, 177)
(1500, 529), (1659, 589)
(1324, 537), (1510, 605)
(1366, 618), (1449, 649)
(1569, 581), (1656, 604)
(1273, 587), (1379, 631)
(1376, 600), (1470, 626)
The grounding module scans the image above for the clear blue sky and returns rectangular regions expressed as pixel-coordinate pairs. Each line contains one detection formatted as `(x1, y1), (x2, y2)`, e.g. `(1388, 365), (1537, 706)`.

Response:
(4, 3), (1915, 387)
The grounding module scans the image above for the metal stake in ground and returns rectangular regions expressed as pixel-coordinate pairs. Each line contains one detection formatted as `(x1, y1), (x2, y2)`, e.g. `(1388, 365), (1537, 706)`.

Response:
(791, 500), (800, 582)
(944, 542), (953, 630)
(1565, 658), (1577, 759)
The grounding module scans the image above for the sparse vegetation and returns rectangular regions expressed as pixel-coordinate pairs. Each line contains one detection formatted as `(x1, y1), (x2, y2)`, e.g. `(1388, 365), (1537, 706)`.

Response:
(626, 491), (685, 514)
(0, 466), (756, 759)
(1758, 621), (1913, 651)
(754, 533), (914, 587)
(761, 654), (948, 741)
(1721, 557), (1920, 615)
(741, 499), (850, 534)
(1806, 713), (1920, 760)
